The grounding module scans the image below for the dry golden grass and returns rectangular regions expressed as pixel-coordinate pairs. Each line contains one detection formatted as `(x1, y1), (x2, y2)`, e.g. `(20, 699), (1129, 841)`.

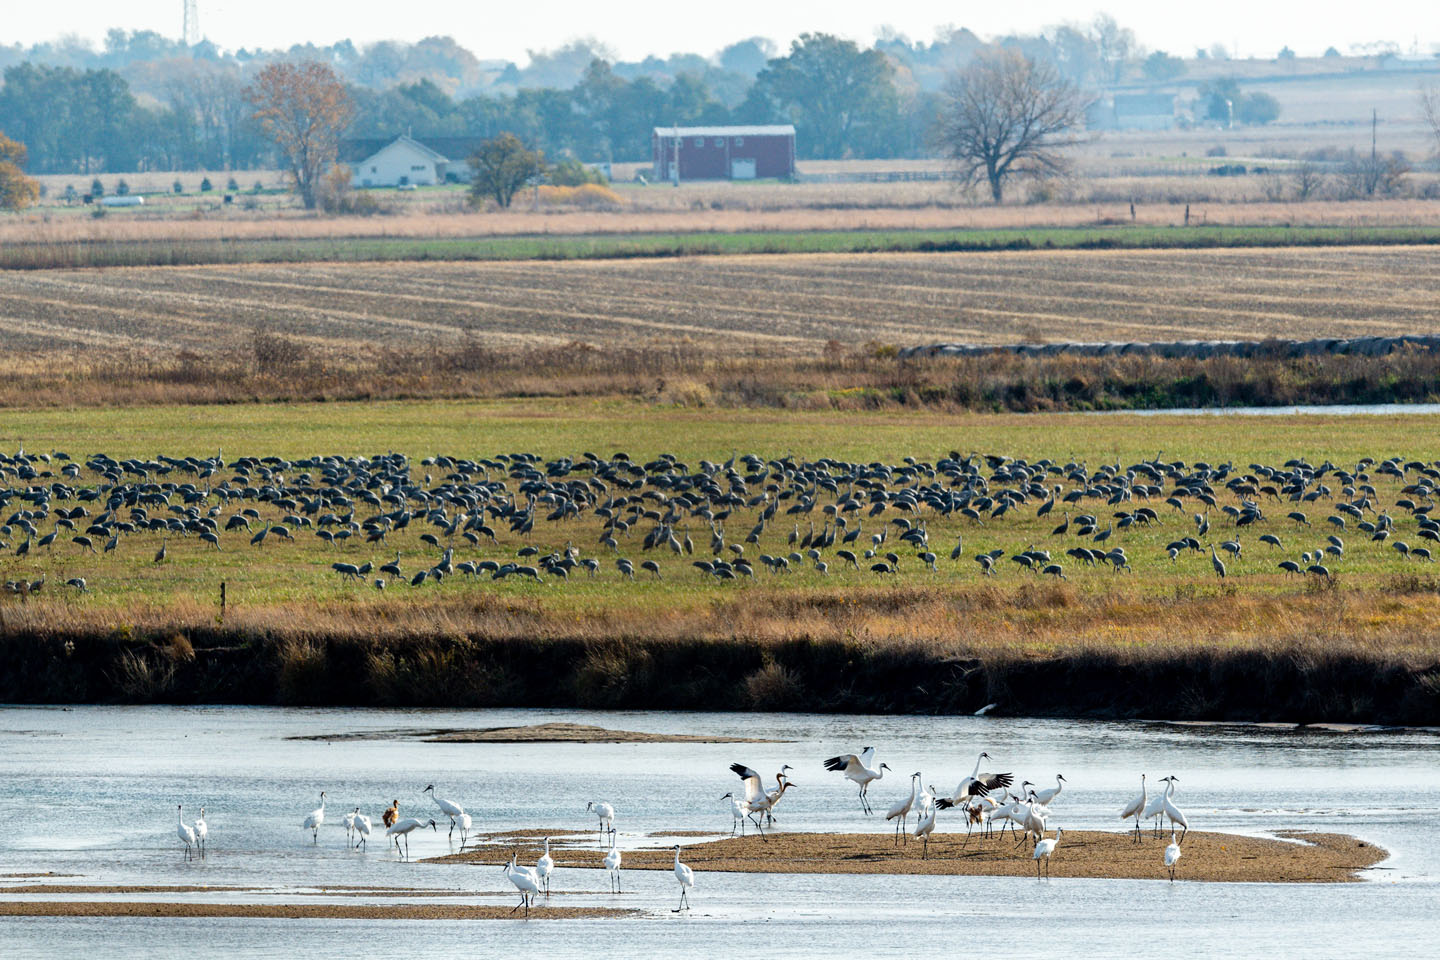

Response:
(7, 197), (1440, 248)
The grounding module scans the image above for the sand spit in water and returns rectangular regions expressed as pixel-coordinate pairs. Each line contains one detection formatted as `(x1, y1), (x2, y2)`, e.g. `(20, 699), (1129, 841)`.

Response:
(436, 829), (1384, 883)
(0, 901), (635, 920)
(289, 722), (785, 744)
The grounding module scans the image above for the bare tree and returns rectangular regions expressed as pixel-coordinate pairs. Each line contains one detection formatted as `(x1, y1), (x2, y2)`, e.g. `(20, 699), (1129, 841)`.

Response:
(1289, 160), (1326, 201)
(1422, 85), (1440, 155)
(932, 48), (1091, 203)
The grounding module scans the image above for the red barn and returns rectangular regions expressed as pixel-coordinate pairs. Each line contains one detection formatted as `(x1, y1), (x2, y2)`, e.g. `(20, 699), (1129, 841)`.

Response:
(652, 125), (796, 181)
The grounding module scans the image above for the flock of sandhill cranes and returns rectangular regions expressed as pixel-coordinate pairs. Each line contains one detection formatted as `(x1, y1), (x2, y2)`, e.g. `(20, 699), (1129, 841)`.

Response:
(4, 447), (1438, 596)
(173, 749), (1192, 917)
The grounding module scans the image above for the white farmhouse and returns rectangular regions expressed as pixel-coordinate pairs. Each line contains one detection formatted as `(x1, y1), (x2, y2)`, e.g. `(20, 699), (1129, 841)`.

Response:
(347, 135), (456, 187)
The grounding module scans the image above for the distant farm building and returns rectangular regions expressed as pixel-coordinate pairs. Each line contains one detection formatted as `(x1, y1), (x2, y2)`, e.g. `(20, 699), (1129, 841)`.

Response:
(342, 135), (480, 187)
(1087, 94), (1177, 131)
(652, 125), (796, 181)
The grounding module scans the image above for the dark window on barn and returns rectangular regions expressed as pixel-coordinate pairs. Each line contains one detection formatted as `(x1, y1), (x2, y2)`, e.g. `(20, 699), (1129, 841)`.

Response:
(694, 137), (704, 147)
(714, 138), (724, 147)
(734, 137), (744, 147)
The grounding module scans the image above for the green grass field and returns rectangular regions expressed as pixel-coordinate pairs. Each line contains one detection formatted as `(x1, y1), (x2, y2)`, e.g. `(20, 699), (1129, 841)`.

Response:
(4, 398), (1439, 622)
(7, 224), (1440, 270)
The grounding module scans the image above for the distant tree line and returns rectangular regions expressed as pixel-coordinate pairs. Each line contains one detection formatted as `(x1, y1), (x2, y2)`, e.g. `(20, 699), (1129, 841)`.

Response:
(0, 17), (1300, 176)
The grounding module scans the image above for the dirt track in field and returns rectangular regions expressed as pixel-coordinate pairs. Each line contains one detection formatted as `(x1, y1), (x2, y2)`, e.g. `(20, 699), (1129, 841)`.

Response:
(3, 246), (1438, 354)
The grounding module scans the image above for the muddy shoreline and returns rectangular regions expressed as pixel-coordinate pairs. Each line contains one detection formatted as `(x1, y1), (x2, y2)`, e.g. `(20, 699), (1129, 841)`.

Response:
(288, 722), (786, 744)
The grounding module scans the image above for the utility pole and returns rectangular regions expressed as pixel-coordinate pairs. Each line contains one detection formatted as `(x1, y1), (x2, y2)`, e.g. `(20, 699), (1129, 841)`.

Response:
(1371, 108), (1378, 165)
(183, 0), (200, 47)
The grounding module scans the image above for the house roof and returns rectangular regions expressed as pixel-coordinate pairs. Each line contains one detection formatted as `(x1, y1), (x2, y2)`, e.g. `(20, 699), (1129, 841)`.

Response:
(341, 134), (490, 165)
(652, 125), (796, 138)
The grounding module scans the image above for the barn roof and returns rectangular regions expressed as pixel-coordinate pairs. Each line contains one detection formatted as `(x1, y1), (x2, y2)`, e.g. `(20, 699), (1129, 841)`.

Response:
(652, 125), (796, 138)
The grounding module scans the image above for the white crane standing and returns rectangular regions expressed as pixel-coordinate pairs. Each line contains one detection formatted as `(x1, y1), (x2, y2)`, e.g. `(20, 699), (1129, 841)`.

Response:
(1142, 776), (1176, 839)
(422, 784), (465, 840)
(914, 795), (938, 859)
(1033, 827), (1063, 878)
(1162, 779), (1189, 841)
(354, 811), (372, 850)
(193, 805), (208, 858)
(536, 837), (555, 897)
(302, 791), (326, 844)
(885, 772), (921, 845)
(822, 746), (890, 814)
(586, 801), (616, 845)
(1029, 774), (1066, 805)
(1164, 829), (1182, 881)
(720, 791), (753, 835)
(1119, 774), (1148, 843)
(671, 845), (694, 912)
(176, 804), (197, 861)
(386, 817), (437, 859)
(603, 839), (622, 893)
(504, 854), (542, 919)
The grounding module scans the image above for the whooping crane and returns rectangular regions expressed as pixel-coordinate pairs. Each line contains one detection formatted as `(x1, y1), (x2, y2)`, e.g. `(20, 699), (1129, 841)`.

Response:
(1164, 829), (1182, 881)
(1141, 776), (1174, 838)
(885, 772), (921, 845)
(422, 784), (465, 839)
(1029, 774), (1066, 805)
(342, 808), (357, 846)
(176, 804), (197, 861)
(1161, 780), (1189, 841)
(456, 811), (472, 846)
(536, 837), (554, 897)
(1032, 827), (1062, 878)
(302, 791), (326, 844)
(354, 812), (372, 850)
(763, 765), (796, 826)
(936, 751), (1013, 810)
(603, 840), (622, 893)
(586, 801), (616, 845)
(504, 854), (542, 919)
(193, 805), (208, 858)
(822, 746), (890, 814)
(672, 845), (694, 912)
(1119, 774), (1148, 843)
(914, 795), (938, 859)
(720, 792), (753, 836)
(728, 763), (797, 837)
(386, 816), (437, 859)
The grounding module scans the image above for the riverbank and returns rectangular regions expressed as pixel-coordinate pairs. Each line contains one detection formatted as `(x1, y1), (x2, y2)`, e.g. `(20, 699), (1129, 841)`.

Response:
(3, 596), (1437, 723)
(436, 829), (1384, 883)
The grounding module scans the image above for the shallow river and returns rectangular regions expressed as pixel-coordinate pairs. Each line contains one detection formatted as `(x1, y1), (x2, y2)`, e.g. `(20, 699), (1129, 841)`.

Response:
(0, 706), (1435, 959)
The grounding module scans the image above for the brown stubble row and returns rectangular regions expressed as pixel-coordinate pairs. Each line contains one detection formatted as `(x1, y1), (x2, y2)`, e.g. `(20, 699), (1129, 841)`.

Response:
(1, 246), (1439, 355)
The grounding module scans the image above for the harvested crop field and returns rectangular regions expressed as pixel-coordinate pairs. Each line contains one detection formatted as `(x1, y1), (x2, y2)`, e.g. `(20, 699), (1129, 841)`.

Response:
(3, 246), (1439, 354)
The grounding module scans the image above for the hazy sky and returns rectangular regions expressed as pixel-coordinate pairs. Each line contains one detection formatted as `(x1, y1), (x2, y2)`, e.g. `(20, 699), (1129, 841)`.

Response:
(9, 1), (1438, 63)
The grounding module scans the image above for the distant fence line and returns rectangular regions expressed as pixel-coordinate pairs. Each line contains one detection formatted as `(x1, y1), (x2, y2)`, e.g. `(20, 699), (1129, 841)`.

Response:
(898, 335), (1440, 360)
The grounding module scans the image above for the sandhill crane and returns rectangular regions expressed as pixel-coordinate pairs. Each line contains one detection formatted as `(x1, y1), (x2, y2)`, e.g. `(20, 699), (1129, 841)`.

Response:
(194, 805), (207, 858)
(302, 791), (326, 843)
(1164, 830), (1182, 881)
(936, 751), (1013, 810)
(1119, 774), (1147, 842)
(727, 763), (795, 836)
(1209, 546), (1226, 578)
(603, 839), (622, 892)
(671, 845), (694, 912)
(177, 804), (197, 861)
(386, 816), (436, 859)
(1032, 827), (1062, 878)
(885, 772), (921, 844)
(536, 837), (555, 897)
(154, 539), (168, 564)
(382, 800), (399, 829)
(823, 746), (890, 814)
(503, 854), (541, 918)
(65, 577), (88, 592)
(587, 801), (616, 845)
(422, 784), (465, 839)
